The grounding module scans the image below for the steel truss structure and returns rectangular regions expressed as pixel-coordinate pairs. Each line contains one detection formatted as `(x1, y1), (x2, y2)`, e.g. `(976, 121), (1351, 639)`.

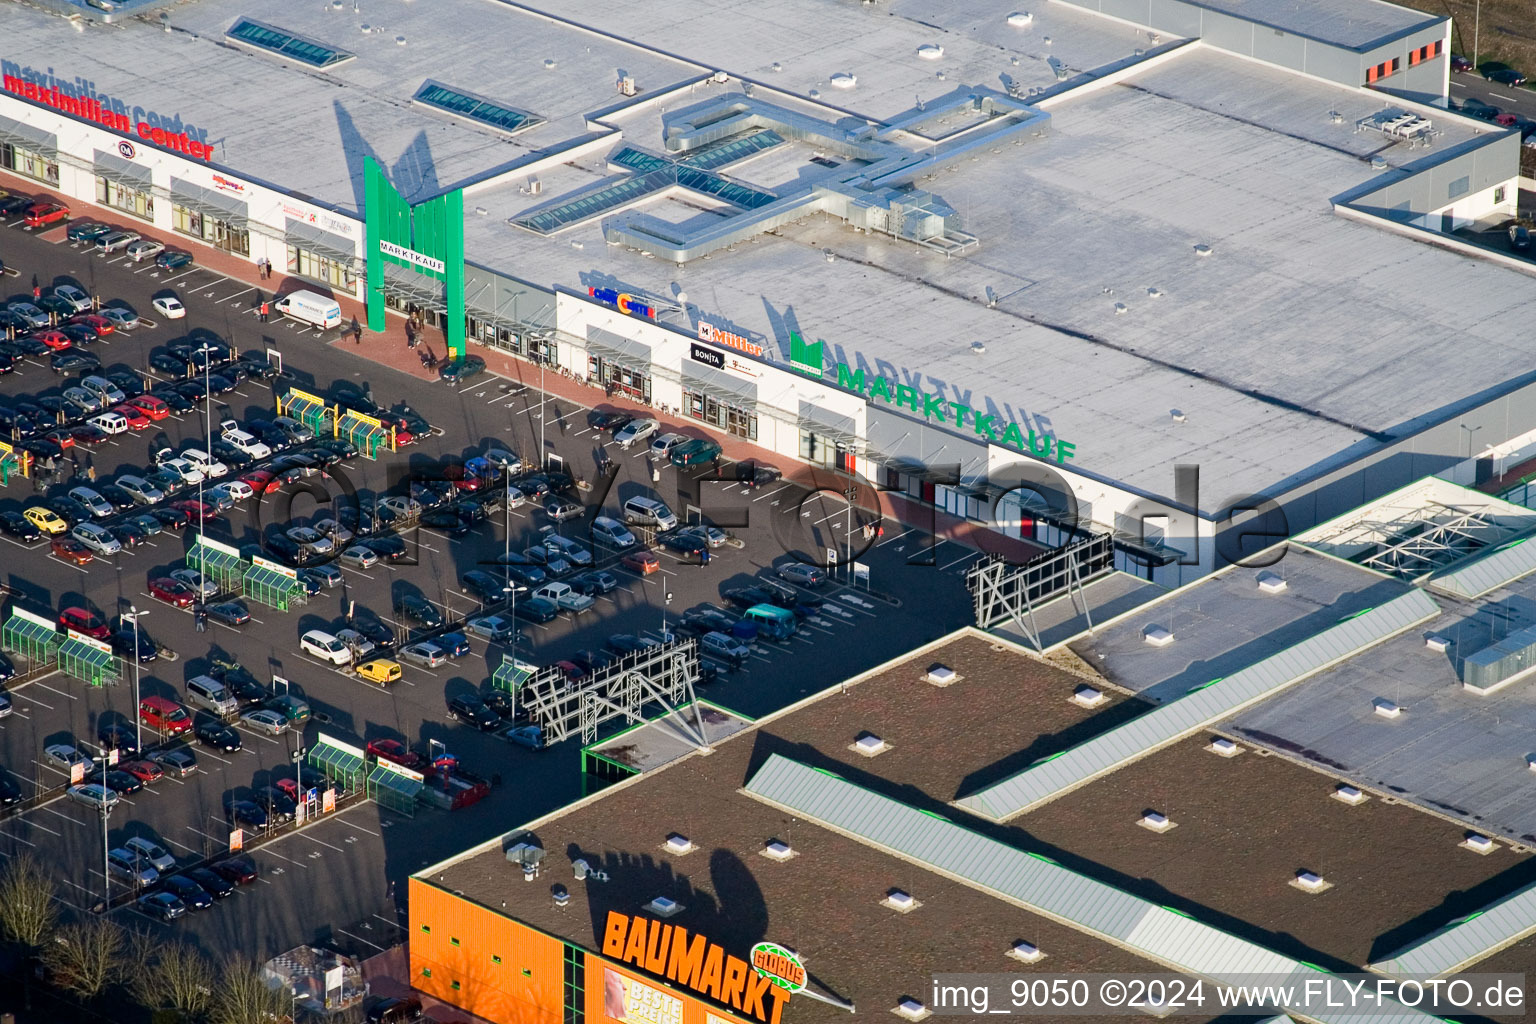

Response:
(967, 534), (1114, 650)
(518, 638), (710, 746)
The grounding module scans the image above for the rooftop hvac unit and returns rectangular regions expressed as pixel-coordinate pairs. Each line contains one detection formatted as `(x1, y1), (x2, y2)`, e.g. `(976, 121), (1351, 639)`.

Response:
(506, 841), (545, 880)
(645, 896), (684, 918)
(763, 840), (794, 861)
(1333, 784), (1368, 805)
(854, 733), (888, 756)
(617, 76), (637, 96)
(1072, 685), (1106, 708)
(1461, 622), (1536, 693)
(1008, 941), (1044, 963)
(664, 834), (694, 855)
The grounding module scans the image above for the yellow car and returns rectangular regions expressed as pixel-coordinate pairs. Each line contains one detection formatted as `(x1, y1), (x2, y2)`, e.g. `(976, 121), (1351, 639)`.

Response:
(23, 506), (68, 535)
(355, 659), (402, 686)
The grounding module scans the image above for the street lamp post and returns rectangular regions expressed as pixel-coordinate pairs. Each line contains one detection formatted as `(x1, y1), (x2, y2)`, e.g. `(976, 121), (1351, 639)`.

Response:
(98, 798), (113, 909)
(196, 342), (215, 592)
(123, 607), (148, 752)
(292, 743), (306, 821)
(662, 590), (673, 642)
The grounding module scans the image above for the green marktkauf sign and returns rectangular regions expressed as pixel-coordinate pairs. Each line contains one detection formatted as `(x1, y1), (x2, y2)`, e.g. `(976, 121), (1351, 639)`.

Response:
(789, 333), (1077, 464)
(364, 157), (467, 360)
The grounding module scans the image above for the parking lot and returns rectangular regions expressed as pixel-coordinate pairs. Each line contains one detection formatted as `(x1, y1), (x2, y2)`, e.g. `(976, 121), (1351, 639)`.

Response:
(0, 213), (980, 957)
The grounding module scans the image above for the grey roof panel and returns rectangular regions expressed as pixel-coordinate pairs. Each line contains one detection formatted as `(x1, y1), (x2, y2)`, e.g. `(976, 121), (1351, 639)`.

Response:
(956, 590), (1441, 821)
(743, 754), (1441, 1024)
(1429, 536), (1536, 599)
(1370, 881), (1536, 976)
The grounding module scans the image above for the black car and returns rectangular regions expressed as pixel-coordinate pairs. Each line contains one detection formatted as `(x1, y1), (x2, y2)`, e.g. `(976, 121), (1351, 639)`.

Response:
(502, 564), (546, 589)
(207, 600), (251, 627)
(95, 484), (137, 511)
(19, 438), (65, 463)
(421, 507), (474, 536)
(658, 529), (708, 556)
(606, 633), (655, 656)
(211, 667), (269, 707)
(394, 594), (442, 628)
(51, 351), (101, 375)
(462, 570), (508, 603)
(184, 866), (234, 899)
(109, 629), (158, 663)
(409, 480), (454, 510)
(109, 521), (150, 549)
(586, 409), (634, 432)
(209, 855), (258, 885)
(512, 474), (550, 500)
(175, 380), (207, 402)
(300, 445), (343, 469)
(312, 437), (356, 460)
(46, 496), (91, 526)
(0, 773), (23, 806)
(447, 694), (500, 731)
(206, 373), (237, 395)
(270, 451), (320, 476)
(513, 596), (558, 623)
(210, 440), (253, 471)
(352, 617), (397, 651)
(194, 719), (242, 753)
(682, 607), (740, 635)
(235, 351), (278, 379)
(87, 767), (143, 795)
(148, 352), (191, 379)
(263, 533), (308, 566)
(150, 506), (190, 530)
(149, 387), (195, 414)
(572, 570), (619, 596)
(366, 533), (408, 561)
(0, 511), (42, 542)
(723, 586), (778, 610)
(0, 194), (35, 215)
(223, 797), (267, 831)
(56, 323), (95, 347)
(162, 874), (214, 910)
(332, 388), (378, 416)
(255, 786), (296, 823)
(9, 336), (50, 358)
(482, 689), (517, 718)
(106, 370), (145, 398)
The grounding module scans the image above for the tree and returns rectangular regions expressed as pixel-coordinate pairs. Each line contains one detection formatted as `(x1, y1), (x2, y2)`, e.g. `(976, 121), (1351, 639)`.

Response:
(0, 852), (59, 952)
(43, 917), (125, 999)
(129, 933), (214, 1022)
(210, 958), (288, 1024)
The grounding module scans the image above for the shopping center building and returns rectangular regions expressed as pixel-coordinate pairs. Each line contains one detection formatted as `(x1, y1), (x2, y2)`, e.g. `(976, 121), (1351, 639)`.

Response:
(4, 0), (1534, 582)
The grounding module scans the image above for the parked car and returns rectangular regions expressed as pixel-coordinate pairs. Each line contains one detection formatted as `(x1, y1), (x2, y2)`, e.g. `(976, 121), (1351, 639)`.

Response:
(194, 719), (242, 753)
(66, 783), (118, 810)
(776, 561), (828, 587)
(447, 694), (500, 730)
(357, 659), (404, 685)
(394, 594), (443, 629)
(614, 417), (659, 448)
(147, 746), (198, 777)
(534, 582), (594, 613)
(125, 836), (177, 874)
(669, 437), (723, 466)
(162, 874), (214, 911)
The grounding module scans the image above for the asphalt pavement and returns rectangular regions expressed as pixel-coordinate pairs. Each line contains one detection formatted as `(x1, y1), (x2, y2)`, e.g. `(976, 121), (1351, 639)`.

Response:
(0, 218), (981, 959)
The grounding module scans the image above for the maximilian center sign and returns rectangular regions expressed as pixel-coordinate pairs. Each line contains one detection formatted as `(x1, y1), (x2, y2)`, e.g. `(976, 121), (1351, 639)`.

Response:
(790, 333), (1077, 464)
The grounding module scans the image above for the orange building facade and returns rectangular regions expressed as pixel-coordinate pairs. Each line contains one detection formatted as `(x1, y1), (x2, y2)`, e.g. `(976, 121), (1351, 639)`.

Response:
(410, 879), (775, 1024)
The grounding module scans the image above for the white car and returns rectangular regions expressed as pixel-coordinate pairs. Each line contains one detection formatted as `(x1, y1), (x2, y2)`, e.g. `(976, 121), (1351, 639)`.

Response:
(152, 295), (186, 320)
(70, 522), (121, 555)
(53, 284), (92, 313)
(534, 582), (595, 613)
(124, 836), (176, 874)
(159, 458), (205, 485)
(181, 448), (228, 479)
(125, 239), (165, 262)
(614, 417), (659, 448)
(117, 475), (165, 505)
(240, 708), (287, 735)
(220, 428), (271, 460)
(211, 480), (254, 504)
(96, 230), (141, 253)
(68, 486), (114, 518)
(377, 496), (421, 520)
(649, 432), (689, 458)
(398, 642), (449, 668)
(88, 412), (129, 436)
(168, 568), (219, 599)
(287, 526), (334, 556)
(301, 629), (353, 665)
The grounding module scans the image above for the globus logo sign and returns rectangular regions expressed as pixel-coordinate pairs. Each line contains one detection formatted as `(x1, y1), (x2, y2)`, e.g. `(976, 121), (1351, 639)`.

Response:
(750, 942), (806, 994)
(588, 286), (655, 319)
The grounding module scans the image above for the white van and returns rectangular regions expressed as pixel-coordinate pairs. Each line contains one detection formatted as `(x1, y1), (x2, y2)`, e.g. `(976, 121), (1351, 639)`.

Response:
(88, 411), (128, 436)
(275, 290), (342, 330)
(186, 675), (239, 716)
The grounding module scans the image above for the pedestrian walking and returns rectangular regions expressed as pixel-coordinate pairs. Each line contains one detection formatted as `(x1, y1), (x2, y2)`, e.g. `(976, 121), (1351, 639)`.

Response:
(350, 316), (362, 344)
(259, 300), (269, 323)
(31, 283), (40, 301)
(85, 463), (95, 483)
(700, 546), (710, 568)
(194, 604), (207, 632)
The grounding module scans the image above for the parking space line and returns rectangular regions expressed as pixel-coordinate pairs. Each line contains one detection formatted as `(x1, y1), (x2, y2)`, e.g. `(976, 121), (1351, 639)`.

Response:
(335, 927), (388, 953)
(40, 806), (85, 827)
(33, 681), (76, 701)
(300, 832), (346, 853)
(338, 818), (380, 837)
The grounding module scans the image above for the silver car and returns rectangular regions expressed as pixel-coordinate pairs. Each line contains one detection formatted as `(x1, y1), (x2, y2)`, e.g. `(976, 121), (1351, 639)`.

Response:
(62, 386), (104, 415)
(46, 743), (94, 771)
(96, 230), (141, 253)
(338, 546), (379, 569)
(70, 522), (121, 555)
(107, 847), (158, 886)
(168, 568), (219, 599)
(286, 526), (334, 556)
(398, 642), (448, 668)
(116, 474), (165, 505)
(98, 307), (140, 330)
(239, 708), (287, 735)
(124, 836), (176, 874)
(6, 301), (48, 328)
(68, 487), (114, 519)
(53, 284), (92, 313)
(66, 783), (118, 810)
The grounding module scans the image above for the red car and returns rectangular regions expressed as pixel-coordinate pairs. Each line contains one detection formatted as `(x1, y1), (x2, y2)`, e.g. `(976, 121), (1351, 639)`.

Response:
(148, 577), (197, 608)
(241, 469), (278, 494)
(120, 759), (164, 784)
(24, 202), (69, 228)
(444, 465), (485, 493)
(274, 778), (301, 802)
(621, 550), (661, 574)
(172, 498), (218, 520)
(68, 314), (115, 338)
(68, 424), (109, 446)
(44, 429), (77, 450)
(366, 738), (425, 771)
(110, 404), (152, 430)
(57, 606), (109, 638)
(126, 395), (169, 421)
(51, 538), (93, 565)
(36, 330), (72, 351)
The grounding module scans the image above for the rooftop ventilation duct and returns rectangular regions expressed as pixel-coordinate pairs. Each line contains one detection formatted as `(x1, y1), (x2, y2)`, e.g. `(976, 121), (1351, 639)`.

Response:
(763, 840), (795, 861)
(1257, 572), (1287, 593)
(1333, 784), (1368, 805)
(883, 889), (919, 912)
(645, 896), (684, 918)
(664, 834), (695, 855)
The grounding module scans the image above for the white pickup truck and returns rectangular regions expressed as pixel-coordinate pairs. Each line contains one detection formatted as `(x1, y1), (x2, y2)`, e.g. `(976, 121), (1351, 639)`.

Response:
(534, 582), (594, 613)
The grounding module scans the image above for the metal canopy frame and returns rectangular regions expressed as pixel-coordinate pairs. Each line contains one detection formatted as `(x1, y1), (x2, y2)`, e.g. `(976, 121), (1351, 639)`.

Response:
(366, 765), (421, 816)
(56, 636), (119, 687)
(1356, 502), (1503, 579)
(309, 741), (366, 790)
(189, 538), (246, 593)
(967, 534), (1114, 651)
(490, 655), (535, 693)
(335, 412), (392, 460)
(0, 115), (56, 158)
(518, 639), (709, 746)
(380, 265), (447, 315)
(170, 185), (249, 230)
(277, 390), (331, 435)
(243, 565), (304, 611)
(2, 612), (59, 665)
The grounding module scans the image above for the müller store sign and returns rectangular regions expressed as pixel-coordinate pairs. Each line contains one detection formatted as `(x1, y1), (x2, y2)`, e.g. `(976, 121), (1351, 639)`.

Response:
(602, 911), (790, 1024)
(2, 59), (214, 160)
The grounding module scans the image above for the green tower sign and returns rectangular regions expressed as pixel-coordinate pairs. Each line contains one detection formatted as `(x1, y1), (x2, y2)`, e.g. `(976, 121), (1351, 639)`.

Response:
(364, 156), (467, 360)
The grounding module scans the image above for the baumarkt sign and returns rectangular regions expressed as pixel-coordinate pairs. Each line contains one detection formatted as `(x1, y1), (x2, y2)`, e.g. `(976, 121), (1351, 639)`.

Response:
(602, 911), (789, 1024)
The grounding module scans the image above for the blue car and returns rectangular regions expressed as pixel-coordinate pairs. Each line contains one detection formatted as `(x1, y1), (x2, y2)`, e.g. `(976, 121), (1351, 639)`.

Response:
(439, 631), (471, 658)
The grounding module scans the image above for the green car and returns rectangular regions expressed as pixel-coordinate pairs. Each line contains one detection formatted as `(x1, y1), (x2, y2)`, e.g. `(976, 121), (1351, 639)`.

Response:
(37, 294), (74, 317)
(669, 437), (724, 467)
(263, 692), (311, 725)
(155, 250), (194, 271)
(438, 355), (486, 383)
(66, 222), (113, 243)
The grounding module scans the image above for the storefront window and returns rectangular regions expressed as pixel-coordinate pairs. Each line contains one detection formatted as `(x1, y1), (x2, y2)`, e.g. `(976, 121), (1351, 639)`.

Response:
(799, 429), (838, 468)
(95, 176), (154, 221)
(589, 357), (653, 403)
(287, 244), (356, 290)
(1, 143), (59, 186)
(172, 204), (250, 256)
(685, 389), (756, 440)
